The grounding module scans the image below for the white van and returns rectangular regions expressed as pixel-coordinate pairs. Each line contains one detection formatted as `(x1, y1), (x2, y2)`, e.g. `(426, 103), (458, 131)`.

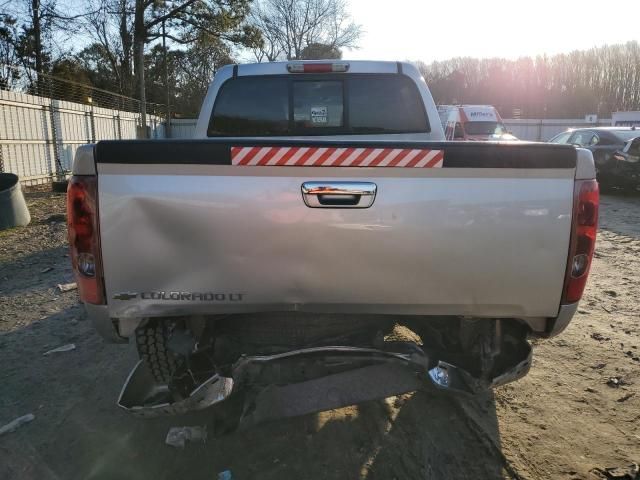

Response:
(611, 111), (640, 127)
(441, 105), (517, 141)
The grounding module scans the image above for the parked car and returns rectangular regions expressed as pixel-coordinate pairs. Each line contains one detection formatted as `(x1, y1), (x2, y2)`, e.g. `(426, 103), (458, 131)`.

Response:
(610, 136), (640, 190)
(67, 60), (598, 423)
(549, 127), (640, 186)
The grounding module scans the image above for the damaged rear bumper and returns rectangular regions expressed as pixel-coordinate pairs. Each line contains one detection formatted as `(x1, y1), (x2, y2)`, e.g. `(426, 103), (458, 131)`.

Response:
(117, 360), (234, 417)
(117, 341), (532, 420)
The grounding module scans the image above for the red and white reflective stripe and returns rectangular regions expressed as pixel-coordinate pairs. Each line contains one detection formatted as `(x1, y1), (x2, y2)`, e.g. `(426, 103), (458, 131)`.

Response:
(231, 147), (444, 168)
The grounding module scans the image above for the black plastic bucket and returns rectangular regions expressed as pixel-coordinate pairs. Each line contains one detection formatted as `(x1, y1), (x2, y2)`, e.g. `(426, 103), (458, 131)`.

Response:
(0, 173), (31, 230)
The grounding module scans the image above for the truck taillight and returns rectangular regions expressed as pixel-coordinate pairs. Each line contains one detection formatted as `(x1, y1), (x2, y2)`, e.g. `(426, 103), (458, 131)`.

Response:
(287, 62), (350, 73)
(67, 175), (105, 304)
(562, 179), (599, 304)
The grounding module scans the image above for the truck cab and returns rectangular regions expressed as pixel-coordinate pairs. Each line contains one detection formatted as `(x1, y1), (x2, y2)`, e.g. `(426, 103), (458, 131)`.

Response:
(195, 60), (445, 142)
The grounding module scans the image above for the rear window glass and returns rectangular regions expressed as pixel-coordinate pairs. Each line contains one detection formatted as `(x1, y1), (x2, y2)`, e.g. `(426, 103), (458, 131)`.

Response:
(612, 130), (640, 142)
(463, 121), (506, 136)
(348, 76), (427, 133)
(293, 81), (343, 129)
(208, 74), (429, 136)
(208, 77), (289, 136)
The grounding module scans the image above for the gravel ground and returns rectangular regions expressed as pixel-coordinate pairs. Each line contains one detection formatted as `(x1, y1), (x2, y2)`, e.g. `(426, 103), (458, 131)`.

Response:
(0, 189), (638, 480)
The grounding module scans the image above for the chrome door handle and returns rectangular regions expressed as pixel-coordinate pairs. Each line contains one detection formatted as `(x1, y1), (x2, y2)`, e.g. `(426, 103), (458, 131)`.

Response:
(301, 181), (377, 208)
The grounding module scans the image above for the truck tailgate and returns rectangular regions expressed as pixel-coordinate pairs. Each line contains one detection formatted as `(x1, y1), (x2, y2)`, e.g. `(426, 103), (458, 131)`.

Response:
(95, 140), (576, 319)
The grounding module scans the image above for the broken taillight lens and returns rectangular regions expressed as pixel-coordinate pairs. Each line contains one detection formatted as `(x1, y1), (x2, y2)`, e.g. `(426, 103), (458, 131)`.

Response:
(67, 175), (105, 304)
(562, 179), (599, 304)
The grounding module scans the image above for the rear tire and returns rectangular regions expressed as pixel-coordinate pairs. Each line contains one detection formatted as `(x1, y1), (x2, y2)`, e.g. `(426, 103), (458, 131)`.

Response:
(135, 320), (179, 384)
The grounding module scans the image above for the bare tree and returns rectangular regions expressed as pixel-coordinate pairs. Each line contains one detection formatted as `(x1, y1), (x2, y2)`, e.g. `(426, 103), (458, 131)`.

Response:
(80, 0), (259, 132)
(250, 2), (283, 62)
(170, 31), (234, 115)
(0, 14), (21, 87)
(416, 41), (640, 118)
(132, 0), (258, 132)
(3, 0), (89, 92)
(82, 0), (134, 95)
(251, 0), (361, 61)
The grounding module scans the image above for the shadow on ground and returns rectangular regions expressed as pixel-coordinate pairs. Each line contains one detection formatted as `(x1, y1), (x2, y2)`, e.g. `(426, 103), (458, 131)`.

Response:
(599, 193), (640, 240)
(0, 246), (70, 296)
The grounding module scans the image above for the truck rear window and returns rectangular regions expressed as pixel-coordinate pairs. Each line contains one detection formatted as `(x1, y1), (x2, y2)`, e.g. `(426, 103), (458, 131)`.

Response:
(208, 74), (429, 136)
(293, 81), (343, 129)
(208, 77), (289, 136)
(348, 77), (428, 134)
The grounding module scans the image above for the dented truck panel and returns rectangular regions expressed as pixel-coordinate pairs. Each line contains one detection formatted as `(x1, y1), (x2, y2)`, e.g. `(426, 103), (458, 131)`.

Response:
(98, 163), (574, 320)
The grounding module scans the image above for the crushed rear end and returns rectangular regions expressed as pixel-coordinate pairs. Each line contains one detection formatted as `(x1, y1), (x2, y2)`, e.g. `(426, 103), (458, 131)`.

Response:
(66, 139), (597, 423)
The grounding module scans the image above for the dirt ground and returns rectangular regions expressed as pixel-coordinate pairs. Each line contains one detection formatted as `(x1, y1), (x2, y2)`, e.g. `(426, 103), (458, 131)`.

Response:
(0, 189), (638, 480)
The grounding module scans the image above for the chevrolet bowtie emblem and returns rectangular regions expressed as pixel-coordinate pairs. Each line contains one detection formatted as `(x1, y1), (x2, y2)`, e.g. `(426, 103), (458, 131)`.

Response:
(113, 292), (138, 301)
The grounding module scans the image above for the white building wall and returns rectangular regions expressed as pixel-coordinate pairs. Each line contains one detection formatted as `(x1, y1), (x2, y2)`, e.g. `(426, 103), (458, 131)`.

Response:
(168, 119), (198, 138)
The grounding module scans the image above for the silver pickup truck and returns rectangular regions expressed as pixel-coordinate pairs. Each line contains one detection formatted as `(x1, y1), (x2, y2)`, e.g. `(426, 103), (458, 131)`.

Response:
(67, 60), (598, 424)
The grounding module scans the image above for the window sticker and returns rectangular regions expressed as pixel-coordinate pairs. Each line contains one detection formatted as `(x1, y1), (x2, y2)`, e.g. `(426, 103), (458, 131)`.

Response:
(311, 106), (328, 124)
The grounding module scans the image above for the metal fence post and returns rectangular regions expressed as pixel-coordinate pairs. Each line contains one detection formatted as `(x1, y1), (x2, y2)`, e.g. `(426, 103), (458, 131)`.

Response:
(116, 114), (122, 140)
(85, 111), (91, 143)
(46, 102), (64, 179)
(537, 120), (543, 142)
(89, 105), (96, 143)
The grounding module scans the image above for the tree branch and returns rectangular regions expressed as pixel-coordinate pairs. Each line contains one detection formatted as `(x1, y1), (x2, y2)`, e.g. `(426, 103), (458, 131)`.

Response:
(145, 0), (197, 29)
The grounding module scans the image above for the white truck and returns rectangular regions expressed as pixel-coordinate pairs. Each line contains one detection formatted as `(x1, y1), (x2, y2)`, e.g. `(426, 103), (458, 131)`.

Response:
(440, 104), (517, 141)
(67, 60), (598, 425)
(611, 111), (640, 127)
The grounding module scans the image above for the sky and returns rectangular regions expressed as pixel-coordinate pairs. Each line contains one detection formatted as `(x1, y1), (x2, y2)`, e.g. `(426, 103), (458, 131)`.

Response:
(7, 0), (639, 64)
(345, 0), (640, 62)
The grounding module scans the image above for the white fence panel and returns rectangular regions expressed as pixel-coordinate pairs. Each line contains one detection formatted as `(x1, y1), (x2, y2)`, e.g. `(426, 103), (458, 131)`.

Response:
(0, 89), (165, 184)
(2, 142), (56, 181)
(120, 114), (139, 139)
(169, 119), (197, 138)
(56, 108), (90, 142)
(0, 92), (57, 182)
(94, 113), (119, 141)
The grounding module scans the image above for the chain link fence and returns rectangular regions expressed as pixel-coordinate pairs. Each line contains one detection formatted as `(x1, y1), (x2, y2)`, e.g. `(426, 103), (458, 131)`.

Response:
(0, 64), (167, 185)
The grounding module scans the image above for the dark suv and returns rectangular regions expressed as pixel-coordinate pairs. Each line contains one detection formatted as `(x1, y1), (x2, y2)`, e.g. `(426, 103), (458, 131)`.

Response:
(549, 127), (640, 187)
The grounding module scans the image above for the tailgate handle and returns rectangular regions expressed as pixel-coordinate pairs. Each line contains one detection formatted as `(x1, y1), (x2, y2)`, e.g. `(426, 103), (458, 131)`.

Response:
(301, 182), (377, 208)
